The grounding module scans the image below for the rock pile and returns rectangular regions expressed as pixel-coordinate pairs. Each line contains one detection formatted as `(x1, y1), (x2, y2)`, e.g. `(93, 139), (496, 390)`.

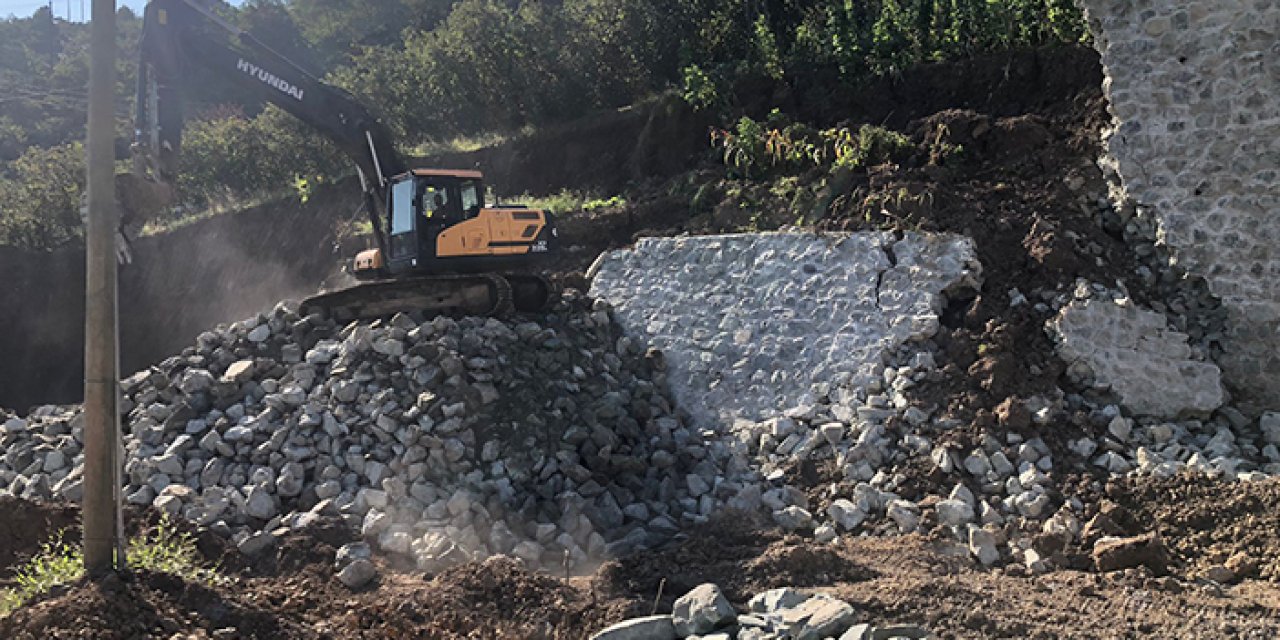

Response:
(583, 229), (1280, 572)
(0, 292), (727, 573)
(590, 583), (930, 640)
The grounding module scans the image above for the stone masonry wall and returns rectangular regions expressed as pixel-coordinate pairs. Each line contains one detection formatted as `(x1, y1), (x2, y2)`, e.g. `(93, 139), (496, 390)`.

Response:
(1080, 0), (1280, 404)
(589, 232), (981, 428)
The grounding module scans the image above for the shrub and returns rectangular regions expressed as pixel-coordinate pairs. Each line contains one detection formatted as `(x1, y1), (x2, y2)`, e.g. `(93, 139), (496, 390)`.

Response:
(0, 142), (85, 250)
(711, 115), (916, 177)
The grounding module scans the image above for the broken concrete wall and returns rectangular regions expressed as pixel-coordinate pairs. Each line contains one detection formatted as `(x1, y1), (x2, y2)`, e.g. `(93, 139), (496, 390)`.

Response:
(1049, 297), (1224, 418)
(588, 232), (981, 428)
(1080, 0), (1280, 405)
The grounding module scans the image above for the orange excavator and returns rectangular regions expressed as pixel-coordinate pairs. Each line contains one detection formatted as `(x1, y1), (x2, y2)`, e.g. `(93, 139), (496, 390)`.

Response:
(124, 0), (556, 319)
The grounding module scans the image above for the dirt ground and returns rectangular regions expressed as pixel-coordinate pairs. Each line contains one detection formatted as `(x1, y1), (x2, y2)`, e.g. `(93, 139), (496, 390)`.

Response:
(3, 481), (1280, 639)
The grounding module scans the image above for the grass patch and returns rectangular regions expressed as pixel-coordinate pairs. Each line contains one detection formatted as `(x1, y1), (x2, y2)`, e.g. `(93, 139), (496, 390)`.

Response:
(508, 190), (587, 214)
(140, 188), (289, 237)
(406, 129), (525, 158)
(505, 190), (626, 214)
(0, 517), (222, 617)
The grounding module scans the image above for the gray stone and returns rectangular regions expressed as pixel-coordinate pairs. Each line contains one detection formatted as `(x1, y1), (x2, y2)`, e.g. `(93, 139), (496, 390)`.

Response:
(336, 557), (377, 589)
(2, 417), (27, 434)
(869, 625), (930, 640)
(773, 505), (814, 531)
(886, 500), (919, 533)
(589, 615), (677, 640)
(841, 623), (873, 640)
(968, 526), (1000, 566)
(819, 422), (845, 446)
(748, 587), (808, 613)
(42, 451), (66, 472)
(247, 324), (270, 343)
(153, 494), (182, 517)
(778, 595), (858, 640)
(814, 524), (837, 544)
(244, 485), (277, 520)
(334, 542), (373, 574)
(238, 531), (277, 556)
(1049, 300), (1223, 418)
(672, 583), (736, 636)
(935, 499), (974, 527)
(827, 499), (866, 531)
(179, 369), (215, 394)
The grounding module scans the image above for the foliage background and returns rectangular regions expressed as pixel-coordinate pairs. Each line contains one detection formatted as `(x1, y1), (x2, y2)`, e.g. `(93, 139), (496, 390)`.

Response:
(0, 0), (1087, 249)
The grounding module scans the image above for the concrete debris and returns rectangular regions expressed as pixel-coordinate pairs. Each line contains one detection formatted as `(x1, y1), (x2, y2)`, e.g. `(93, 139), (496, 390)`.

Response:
(589, 615), (677, 640)
(1049, 298), (1223, 418)
(594, 583), (928, 639)
(672, 583), (736, 636)
(590, 232), (980, 426)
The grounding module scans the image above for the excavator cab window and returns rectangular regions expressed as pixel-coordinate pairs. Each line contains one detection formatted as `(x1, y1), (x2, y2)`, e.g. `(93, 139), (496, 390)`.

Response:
(388, 178), (416, 259)
(421, 184), (448, 220)
(460, 179), (482, 219)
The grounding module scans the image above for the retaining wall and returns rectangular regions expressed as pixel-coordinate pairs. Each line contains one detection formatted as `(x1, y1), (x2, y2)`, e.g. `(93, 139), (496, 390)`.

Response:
(1081, 0), (1280, 404)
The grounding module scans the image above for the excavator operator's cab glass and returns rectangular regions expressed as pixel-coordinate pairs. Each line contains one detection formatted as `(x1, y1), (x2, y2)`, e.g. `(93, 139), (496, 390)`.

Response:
(388, 178), (416, 260)
(460, 179), (482, 219)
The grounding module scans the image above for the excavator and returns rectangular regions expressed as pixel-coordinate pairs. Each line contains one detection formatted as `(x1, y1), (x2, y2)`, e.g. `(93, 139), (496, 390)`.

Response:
(122, 0), (557, 320)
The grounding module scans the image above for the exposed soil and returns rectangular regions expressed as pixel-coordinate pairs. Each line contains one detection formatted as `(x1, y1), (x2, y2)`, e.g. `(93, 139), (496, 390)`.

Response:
(3, 500), (1279, 639)
(0, 496), (78, 587)
(1113, 476), (1280, 583)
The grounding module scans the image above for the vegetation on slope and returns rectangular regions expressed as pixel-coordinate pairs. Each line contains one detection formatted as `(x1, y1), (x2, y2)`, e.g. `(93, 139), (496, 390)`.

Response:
(0, 0), (1087, 250)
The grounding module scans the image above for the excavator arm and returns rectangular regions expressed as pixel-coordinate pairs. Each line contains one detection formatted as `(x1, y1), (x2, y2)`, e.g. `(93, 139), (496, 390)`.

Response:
(127, 0), (403, 256)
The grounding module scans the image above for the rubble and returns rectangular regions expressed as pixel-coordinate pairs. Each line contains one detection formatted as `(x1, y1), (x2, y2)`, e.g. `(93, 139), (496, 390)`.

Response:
(2, 232), (1277, 581)
(590, 615), (677, 640)
(672, 583), (736, 636)
(597, 584), (926, 640)
(1049, 297), (1223, 418)
(0, 293), (720, 574)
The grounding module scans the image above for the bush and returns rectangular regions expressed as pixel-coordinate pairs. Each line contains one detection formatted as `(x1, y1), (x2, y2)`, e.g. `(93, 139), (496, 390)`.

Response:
(711, 114), (917, 178)
(0, 142), (85, 250)
(174, 105), (346, 209)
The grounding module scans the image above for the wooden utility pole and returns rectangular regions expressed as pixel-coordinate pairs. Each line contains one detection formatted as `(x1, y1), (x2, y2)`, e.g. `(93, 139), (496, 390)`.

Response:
(83, 0), (120, 575)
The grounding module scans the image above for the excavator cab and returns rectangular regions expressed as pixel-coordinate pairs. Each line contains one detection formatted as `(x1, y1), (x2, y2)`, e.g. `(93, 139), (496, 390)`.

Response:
(355, 169), (555, 280)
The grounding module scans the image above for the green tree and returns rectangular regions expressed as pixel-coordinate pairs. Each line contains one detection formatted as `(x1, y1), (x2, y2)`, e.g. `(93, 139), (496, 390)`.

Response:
(0, 142), (85, 250)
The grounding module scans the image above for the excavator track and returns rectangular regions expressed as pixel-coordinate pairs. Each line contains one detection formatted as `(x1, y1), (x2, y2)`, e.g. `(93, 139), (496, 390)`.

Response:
(505, 273), (554, 313)
(300, 273), (558, 322)
(301, 273), (515, 322)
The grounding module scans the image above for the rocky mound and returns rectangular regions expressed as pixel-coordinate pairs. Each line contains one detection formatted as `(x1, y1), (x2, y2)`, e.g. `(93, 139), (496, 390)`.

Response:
(2, 292), (721, 573)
